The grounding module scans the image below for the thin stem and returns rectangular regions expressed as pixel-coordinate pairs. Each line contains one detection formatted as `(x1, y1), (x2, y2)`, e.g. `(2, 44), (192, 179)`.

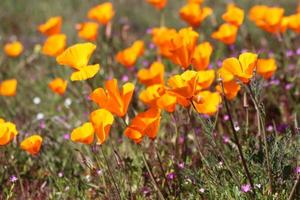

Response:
(288, 175), (300, 200)
(11, 161), (25, 197)
(247, 85), (273, 194)
(220, 82), (256, 196)
(100, 146), (122, 200)
(154, 146), (172, 196)
(141, 151), (166, 200)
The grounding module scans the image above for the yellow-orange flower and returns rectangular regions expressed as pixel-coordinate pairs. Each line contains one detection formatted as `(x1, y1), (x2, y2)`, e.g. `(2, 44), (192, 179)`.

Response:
(139, 84), (165, 107)
(257, 58), (277, 79)
(56, 43), (100, 81)
(137, 61), (164, 86)
(90, 79), (135, 117)
(222, 52), (257, 83)
(168, 70), (198, 99)
(0, 79), (17, 97)
(151, 27), (177, 57)
(4, 41), (23, 57)
(20, 135), (43, 155)
(196, 70), (215, 90)
(188, 0), (203, 4)
(87, 2), (115, 25)
(216, 67), (240, 100)
(90, 109), (114, 144)
(71, 122), (95, 144)
(179, 3), (212, 27)
(286, 13), (300, 34)
(156, 92), (177, 112)
(211, 23), (238, 45)
(193, 91), (221, 115)
(249, 6), (285, 33)
(147, 0), (167, 10)
(191, 42), (213, 70)
(0, 119), (18, 146)
(42, 34), (67, 57)
(48, 78), (67, 95)
(38, 16), (62, 36)
(168, 27), (199, 69)
(77, 22), (99, 41)
(222, 4), (244, 27)
(125, 108), (161, 143)
(116, 40), (144, 68)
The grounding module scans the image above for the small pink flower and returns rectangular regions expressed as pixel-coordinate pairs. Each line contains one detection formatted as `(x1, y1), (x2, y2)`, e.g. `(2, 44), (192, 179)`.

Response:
(241, 184), (251, 193)
(223, 115), (229, 121)
(223, 135), (230, 144)
(10, 175), (18, 183)
(63, 134), (70, 140)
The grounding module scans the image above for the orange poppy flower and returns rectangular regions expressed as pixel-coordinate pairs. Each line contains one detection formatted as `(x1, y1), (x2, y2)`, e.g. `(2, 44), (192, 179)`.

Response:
(42, 34), (67, 57)
(125, 108), (161, 143)
(211, 23), (238, 45)
(90, 79), (135, 117)
(71, 122), (95, 145)
(222, 52), (257, 83)
(56, 43), (100, 81)
(147, 0), (167, 10)
(4, 41), (23, 57)
(168, 70), (199, 102)
(0, 79), (17, 96)
(76, 22), (100, 41)
(222, 4), (244, 27)
(20, 135), (43, 155)
(87, 2), (115, 25)
(249, 6), (285, 33)
(139, 84), (165, 107)
(196, 70), (215, 90)
(156, 92), (177, 112)
(116, 40), (144, 68)
(216, 67), (240, 100)
(179, 3), (212, 27)
(0, 119), (18, 146)
(38, 16), (62, 36)
(193, 91), (221, 115)
(48, 78), (67, 95)
(90, 109), (114, 144)
(188, 0), (203, 4)
(286, 13), (300, 34)
(137, 61), (164, 86)
(168, 27), (199, 69)
(256, 58), (277, 79)
(191, 42), (213, 70)
(151, 27), (177, 57)
(216, 80), (240, 100)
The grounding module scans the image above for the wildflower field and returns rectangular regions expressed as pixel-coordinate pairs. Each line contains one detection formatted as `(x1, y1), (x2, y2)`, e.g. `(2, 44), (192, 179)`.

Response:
(1, 0), (300, 199)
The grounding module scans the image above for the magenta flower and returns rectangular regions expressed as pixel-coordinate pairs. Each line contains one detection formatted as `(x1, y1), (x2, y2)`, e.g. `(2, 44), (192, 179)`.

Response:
(241, 184), (251, 193)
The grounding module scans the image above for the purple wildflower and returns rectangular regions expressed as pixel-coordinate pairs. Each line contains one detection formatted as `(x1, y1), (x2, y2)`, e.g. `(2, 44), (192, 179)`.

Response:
(223, 135), (230, 144)
(63, 134), (70, 140)
(285, 83), (293, 90)
(178, 162), (185, 169)
(121, 75), (129, 82)
(223, 115), (229, 121)
(10, 175), (18, 183)
(241, 184), (251, 193)
(286, 50), (294, 57)
(167, 172), (176, 180)
(296, 166), (300, 174)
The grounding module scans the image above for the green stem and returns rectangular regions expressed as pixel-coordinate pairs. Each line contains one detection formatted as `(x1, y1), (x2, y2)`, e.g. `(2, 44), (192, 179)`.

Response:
(100, 146), (122, 200)
(141, 151), (166, 200)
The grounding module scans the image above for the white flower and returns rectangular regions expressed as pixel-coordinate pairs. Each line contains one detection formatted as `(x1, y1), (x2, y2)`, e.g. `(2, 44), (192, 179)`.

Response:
(33, 97), (41, 105)
(36, 113), (44, 120)
(64, 98), (72, 107)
